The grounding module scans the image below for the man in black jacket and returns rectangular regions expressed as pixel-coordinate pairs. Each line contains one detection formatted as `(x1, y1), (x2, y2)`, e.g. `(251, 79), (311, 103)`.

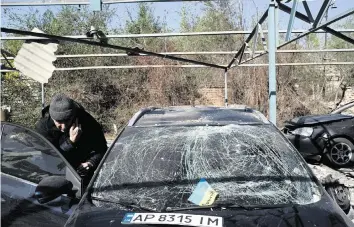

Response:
(35, 93), (107, 185)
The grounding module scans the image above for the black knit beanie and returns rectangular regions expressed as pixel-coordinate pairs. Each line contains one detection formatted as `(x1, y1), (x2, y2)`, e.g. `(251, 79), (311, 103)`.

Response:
(49, 93), (77, 121)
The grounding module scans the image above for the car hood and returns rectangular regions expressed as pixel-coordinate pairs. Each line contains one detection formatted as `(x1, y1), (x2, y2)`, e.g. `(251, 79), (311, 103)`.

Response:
(66, 199), (352, 227)
(285, 114), (354, 126)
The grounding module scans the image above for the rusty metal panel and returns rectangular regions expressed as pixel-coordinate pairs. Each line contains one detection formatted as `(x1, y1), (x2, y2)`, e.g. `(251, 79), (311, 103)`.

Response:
(14, 28), (58, 84)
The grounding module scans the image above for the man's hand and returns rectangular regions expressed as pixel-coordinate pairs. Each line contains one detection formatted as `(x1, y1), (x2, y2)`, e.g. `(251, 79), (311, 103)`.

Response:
(69, 118), (82, 143)
(77, 162), (94, 177)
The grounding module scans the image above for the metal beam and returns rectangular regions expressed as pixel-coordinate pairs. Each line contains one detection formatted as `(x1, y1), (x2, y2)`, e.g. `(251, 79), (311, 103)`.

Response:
(1, 62), (353, 72)
(302, 1), (314, 22)
(286, 0), (299, 41)
(1, 49), (16, 57)
(2, 49), (353, 60)
(3, 29), (354, 40)
(313, 0), (331, 28)
(275, 3), (279, 46)
(41, 83), (45, 108)
(227, 9), (269, 68)
(279, 8), (354, 49)
(1, 52), (14, 68)
(239, 44), (246, 64)
(1, 27), (226, 70)
(240, 62), (354, 67)
(0, 0), (213, 6)
(279, 3), (353, 44)
(268, 0), (277, 125)
(240, 7), (354, 65)
(324, 27), (354, 45)
(251, 25), (259, 58)
(224, 70), (228, 107)
(258, 24), (268, 51)
(278, 2), (312, 23)
(227, 43), (245, 69)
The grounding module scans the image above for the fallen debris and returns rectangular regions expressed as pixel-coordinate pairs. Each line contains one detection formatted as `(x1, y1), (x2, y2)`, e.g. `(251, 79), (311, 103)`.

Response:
(307, 163), (354, 222)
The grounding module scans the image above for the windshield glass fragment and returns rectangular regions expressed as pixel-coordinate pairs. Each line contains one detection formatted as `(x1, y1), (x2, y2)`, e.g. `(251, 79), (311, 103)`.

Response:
(92, 125), (321, 211)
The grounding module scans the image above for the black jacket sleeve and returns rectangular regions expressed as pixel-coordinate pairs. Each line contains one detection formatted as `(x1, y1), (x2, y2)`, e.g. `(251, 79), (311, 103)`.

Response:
(86, 127), (107, 167)
(35, 116), (75, 153)
(78, 111), (108, 168)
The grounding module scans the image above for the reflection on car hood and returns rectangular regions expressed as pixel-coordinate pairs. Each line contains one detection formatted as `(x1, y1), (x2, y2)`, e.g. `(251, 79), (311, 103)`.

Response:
(66, 199), (352, 227)
(286, 114), (354, 126)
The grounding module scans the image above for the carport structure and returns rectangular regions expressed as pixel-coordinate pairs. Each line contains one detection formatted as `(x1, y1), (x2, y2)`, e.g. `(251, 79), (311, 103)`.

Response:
(1, 0), (354, 125)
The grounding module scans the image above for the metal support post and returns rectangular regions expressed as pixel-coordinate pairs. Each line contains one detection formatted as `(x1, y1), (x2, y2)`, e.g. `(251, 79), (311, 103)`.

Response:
(268, 0), (277, 125)
(286, 0), (298, 41)
(41, 83), (45, 109)
(224, 70), (228, 107)
(275, 3), (279, 46)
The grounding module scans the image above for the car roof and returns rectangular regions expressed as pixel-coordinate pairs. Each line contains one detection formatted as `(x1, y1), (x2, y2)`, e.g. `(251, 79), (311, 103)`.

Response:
(128, 105), (270, 126)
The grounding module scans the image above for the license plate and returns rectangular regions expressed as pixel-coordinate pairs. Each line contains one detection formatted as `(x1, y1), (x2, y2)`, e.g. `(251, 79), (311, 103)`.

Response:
(121, 213), (223, 227)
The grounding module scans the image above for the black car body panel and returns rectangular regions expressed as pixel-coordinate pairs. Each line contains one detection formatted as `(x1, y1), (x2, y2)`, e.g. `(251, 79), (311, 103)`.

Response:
(66, 193), (353, 227)
(1, 122), (80, 227)
(64, 106), (353, 227)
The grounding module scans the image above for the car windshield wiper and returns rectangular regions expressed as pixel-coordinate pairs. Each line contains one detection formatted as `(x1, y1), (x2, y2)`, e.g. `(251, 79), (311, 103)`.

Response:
(165, 203), (293, 212)
(91, 196), (157, 212)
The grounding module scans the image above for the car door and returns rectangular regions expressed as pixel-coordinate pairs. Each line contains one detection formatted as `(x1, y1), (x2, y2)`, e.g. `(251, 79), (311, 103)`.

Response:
(1, 122), (82, 227)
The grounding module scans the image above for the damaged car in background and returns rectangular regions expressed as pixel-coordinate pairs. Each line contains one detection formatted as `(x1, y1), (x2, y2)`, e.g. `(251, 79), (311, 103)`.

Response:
(282, 101), (354, 168)
(61, 106), (353, 227)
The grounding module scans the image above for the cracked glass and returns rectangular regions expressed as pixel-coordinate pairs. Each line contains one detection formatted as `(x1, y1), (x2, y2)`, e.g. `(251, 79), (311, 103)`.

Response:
(1, 124), (67, 183)
(91, 124), (321, 211)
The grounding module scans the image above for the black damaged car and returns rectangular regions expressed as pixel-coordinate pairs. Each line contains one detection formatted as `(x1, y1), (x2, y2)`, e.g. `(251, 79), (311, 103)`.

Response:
(282, 102), (354, 167)
(60, 106), (352, 227)
(4, 106), (352, 227)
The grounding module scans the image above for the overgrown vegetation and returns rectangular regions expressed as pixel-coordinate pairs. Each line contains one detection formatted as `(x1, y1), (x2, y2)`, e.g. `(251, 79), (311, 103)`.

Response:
(1, 1), (353, 134)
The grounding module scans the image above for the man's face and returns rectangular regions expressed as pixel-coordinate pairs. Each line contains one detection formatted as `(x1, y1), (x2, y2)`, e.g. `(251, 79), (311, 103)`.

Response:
(53, 116), (75, 132)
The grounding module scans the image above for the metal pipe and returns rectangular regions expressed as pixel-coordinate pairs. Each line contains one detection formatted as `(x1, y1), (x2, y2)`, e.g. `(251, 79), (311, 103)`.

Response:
(286, 0), (299, 41)
(0, 0), (212, 6)
(2, 49), (354, 60)
(279, 3), (354, 45)
(268, 0), (277, 125)
(278, 8), (354, 49)
(240, 8), (354, 65)
(239, 62), (354, 66)
(258, 24), (268, 51)
(302, 0), (314, 22)
(1, 27), (226, 70)
(54, 65), (215, 70)
(1, 62), (353, 72)
(324, 27), (354, 45)
(3, 29), (354, 40)
(251, 25), (259, 58)
(313, 0), (331, 28)
(224, 70), (228, 107)
(275, 3), (279, 46)
(41, 83), (45, 109)
(227, 8), (268, 69)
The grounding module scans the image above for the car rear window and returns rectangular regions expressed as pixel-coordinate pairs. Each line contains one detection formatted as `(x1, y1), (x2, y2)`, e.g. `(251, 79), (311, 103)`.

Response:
(92, 124), (321, 211)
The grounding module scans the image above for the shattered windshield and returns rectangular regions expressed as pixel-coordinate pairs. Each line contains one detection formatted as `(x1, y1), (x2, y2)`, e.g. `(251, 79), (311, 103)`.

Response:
(91, 125), (321, 211)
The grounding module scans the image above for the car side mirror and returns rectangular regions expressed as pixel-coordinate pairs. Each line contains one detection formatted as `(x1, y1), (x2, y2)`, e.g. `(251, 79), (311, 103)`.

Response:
(34, 176), (74, 204)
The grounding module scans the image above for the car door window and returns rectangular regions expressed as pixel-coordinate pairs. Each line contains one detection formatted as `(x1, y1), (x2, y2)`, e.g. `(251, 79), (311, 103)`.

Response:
(1, 123), (68, 184)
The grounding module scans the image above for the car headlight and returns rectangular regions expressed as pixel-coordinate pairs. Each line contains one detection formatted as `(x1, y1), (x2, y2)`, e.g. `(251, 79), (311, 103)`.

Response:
(291, 127), (314, 137)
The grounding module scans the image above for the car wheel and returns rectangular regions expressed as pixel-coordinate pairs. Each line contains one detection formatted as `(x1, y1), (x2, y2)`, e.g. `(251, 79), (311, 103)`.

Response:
(324, 138), (353, 167)
(325, 184), (351, 214)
